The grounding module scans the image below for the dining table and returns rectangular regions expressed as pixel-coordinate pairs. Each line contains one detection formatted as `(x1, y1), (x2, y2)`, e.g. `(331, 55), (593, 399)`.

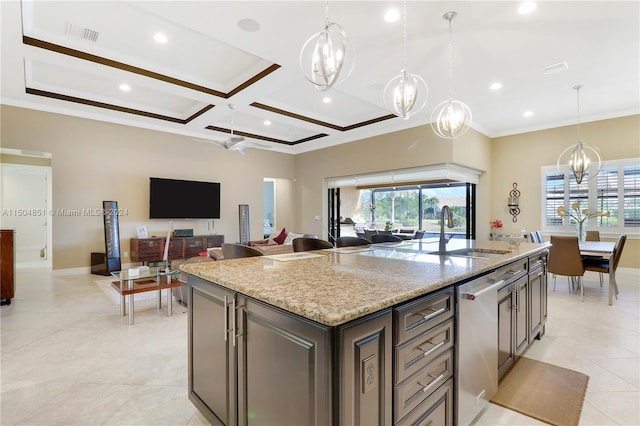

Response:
(578, 240), (617, 305)
(579, 241), (615, 255)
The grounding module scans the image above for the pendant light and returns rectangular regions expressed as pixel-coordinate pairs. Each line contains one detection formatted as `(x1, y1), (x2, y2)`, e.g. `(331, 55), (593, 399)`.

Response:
(382, 2), (428, 119)
(299, 1), (355, 91)
(431, 11), (472, 139)
(556, 85), (603, 184)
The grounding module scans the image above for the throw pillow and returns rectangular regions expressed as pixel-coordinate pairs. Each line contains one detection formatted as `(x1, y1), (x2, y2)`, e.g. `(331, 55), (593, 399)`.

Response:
(283, 232), (305, 245)
(273, 227), (288, 245)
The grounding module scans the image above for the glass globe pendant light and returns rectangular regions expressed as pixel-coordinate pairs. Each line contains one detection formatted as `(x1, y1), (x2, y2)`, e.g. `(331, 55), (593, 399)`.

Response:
(299, 1), (355, 91)
(556, 85), (603, 184)
(431, 11), (472, 139)
(383, 2), (428, 119)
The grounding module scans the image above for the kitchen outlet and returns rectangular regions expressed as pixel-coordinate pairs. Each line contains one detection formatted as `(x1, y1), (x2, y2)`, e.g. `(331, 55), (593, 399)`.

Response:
(123, 251), (128, 258)
(361, 354), (377, 394)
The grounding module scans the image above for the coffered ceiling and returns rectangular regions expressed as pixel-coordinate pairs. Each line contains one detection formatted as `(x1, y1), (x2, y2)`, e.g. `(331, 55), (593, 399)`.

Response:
(1, 1), (638, 154)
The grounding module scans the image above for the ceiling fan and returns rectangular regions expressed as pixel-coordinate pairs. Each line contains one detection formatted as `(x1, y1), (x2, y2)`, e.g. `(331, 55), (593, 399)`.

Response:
(194, 104), (271, 155)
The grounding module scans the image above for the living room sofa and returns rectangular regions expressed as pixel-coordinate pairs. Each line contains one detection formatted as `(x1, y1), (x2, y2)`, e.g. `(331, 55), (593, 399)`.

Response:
(248, 228), (316, 255)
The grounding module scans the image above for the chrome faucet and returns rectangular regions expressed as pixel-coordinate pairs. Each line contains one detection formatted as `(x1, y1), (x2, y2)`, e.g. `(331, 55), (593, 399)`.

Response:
(439, 205), (454, 252)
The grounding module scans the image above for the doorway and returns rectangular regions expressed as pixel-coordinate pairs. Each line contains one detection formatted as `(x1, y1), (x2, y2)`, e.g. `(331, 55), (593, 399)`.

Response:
(0, 163), (53, 268)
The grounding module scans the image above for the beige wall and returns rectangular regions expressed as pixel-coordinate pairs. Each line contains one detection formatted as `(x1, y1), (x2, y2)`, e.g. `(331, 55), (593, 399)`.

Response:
(2, 104), (638, 270)
(294, 125), (492, 240)
(491, 115), (640, 268)
(1, 105), (295, 270)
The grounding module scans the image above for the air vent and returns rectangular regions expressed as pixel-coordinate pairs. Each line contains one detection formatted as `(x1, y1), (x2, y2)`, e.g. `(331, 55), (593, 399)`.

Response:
(65, 22), (99, 42)
(542, 61), (569, 75)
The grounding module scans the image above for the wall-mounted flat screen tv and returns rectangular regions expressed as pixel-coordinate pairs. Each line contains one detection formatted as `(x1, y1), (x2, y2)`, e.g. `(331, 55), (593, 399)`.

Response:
(149, 177), (221, 219)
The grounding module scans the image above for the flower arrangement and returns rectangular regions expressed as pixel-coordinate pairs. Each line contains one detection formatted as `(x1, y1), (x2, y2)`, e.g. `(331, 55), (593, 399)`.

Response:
(557, 202), (610, 224)
(490, 219), (503, 230)
(557, 201), (610, 240)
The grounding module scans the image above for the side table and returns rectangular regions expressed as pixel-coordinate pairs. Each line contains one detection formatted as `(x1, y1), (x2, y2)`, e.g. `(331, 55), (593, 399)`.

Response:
(111, 267), (181, 325)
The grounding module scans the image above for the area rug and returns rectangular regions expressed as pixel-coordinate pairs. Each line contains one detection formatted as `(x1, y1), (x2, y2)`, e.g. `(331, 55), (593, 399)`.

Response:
(94, 279), (169, 305)
(490, 357), (589, 426)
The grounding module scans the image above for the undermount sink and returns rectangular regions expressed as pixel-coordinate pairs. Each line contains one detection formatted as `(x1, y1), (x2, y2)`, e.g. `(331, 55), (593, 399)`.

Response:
(427, 248), (512, 259)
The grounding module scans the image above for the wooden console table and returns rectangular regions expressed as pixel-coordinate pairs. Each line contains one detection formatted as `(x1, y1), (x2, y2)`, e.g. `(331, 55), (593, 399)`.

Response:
(111, 267), (181, 325)
(1, 230), (16, 305)
(130, 234), (224, 263)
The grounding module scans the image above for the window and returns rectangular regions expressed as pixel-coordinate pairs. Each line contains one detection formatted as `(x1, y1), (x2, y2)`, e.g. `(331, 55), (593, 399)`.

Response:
(355, 183), (474, 238)
(542, 158), (640, 234)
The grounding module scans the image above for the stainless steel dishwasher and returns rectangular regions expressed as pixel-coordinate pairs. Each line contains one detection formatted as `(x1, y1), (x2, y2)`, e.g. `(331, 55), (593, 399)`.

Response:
(457, 274), (505, 425)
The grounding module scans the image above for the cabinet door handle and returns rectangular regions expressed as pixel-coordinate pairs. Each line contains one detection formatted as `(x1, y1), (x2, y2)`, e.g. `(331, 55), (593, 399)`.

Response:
(231, 298), (237, 347)
(417, 340), (446, 359)
(513, 283), (522, 312)
(414, 307), (446, 322)
(417, 370), (448, 394)
(223, 295), (229, 342)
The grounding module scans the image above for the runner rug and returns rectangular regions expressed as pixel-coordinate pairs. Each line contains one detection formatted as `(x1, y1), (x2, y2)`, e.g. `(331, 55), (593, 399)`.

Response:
(490, 357), (589, 426)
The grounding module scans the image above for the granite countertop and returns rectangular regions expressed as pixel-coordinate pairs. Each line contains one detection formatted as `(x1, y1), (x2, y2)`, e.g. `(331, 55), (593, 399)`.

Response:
(181, 238), (549, 327)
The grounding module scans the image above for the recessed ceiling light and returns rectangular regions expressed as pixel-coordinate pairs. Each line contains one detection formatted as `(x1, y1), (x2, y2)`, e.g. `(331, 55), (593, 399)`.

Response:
(384, 9), (400, 22)
(490, 82), (503, 90)
(154, 33), (168, 43)
(263, 120), (271, 126)
(322, 97), (331, 103)
(119, 84), (131, 92)
(238, 18), (260, 32)
(523, 111), (533, 117)
(518, 2), (537, 14)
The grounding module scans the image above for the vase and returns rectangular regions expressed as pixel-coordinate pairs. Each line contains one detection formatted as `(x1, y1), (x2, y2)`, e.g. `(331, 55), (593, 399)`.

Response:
(576, 221), (586, 242)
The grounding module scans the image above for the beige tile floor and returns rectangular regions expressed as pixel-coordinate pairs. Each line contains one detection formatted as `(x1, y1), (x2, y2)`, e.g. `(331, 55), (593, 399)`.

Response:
(1, 267), (638, 425)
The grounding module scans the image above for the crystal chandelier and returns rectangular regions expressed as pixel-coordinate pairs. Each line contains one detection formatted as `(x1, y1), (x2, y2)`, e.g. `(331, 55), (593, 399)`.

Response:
(382, 2), (428, 119)
(299, 1), (355, 91)
(431, 12), (472, 139)
(556, 85), (603, 184)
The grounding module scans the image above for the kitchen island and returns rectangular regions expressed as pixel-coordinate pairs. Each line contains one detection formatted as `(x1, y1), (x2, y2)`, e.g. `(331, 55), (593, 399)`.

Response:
(181, 238), (549, 426)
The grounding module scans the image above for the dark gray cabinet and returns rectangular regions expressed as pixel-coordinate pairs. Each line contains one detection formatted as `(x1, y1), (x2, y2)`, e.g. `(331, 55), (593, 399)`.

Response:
(514, 276), (529, 356)
(237, 296), (332, 425)
(336, 308), (393, 425)
(189, 275), (392, 426)
(392, 287), (455, 425)
(528, 252), (548, 341)
(497, 258), (529, 380)
(497, 252), (548, 381)
(189, 279), (236, 426)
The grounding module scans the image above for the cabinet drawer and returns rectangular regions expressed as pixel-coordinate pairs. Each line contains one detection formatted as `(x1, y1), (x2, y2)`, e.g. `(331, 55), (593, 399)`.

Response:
(393, 349), (453, 423)
(204, 235), (225, 248)
(395, 319), (453, 384)
(394, 288), (453, 345)
(396, 378), (453, 426)
(132, 238), (163, 261)
(167, 239), (184, 258)
(494, 258), (528, 283)
(528, 251), (547, 272)
(184, 238), (204, 258)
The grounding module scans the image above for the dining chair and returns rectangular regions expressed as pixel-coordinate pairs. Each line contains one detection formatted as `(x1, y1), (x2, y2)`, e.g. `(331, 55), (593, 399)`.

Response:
(413, 230), (425, 240)
(292, 237), (333, 252)
(583, 230), (604, 285)
(370, 234), (404, 243)
(547, 236), (586, 300)
(583, 234), (626, 306)
(336, 236), (371, 247)
(529, 231), (541, 243)
(222, 243), (264, 259)
(585, 230), (600, 241)
(364, 230), (378, 241)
